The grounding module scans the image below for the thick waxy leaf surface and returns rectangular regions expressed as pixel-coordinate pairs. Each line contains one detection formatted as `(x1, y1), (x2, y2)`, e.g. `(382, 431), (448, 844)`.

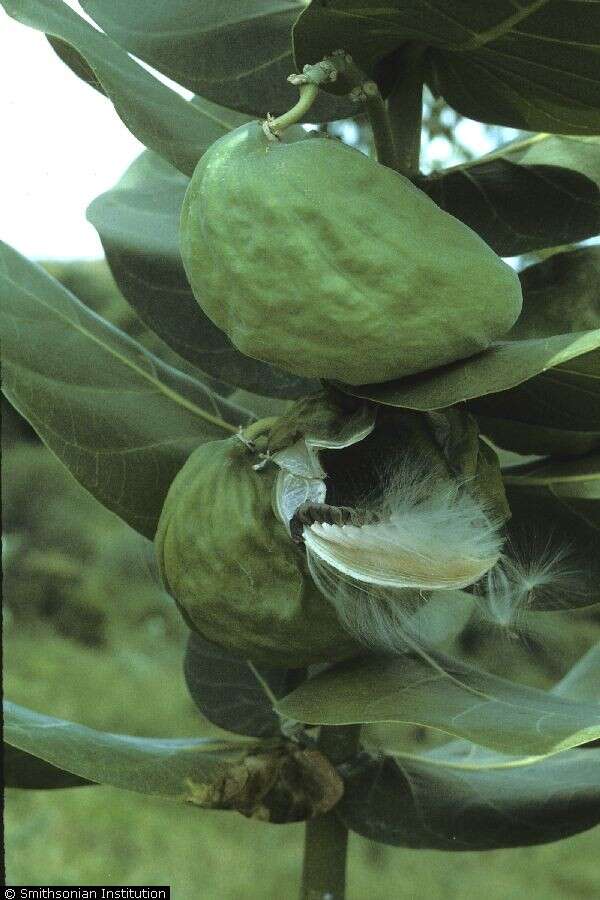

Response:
(342, 247), (600, 410)
(4, 702), (344, 822)
(1, 0), (237, 176)
(338, 745), (600, 850)
(554, 643), (600, 703)
(340, 655), (600, 849)
(47, 35), (103, 93)
(470, 249), (600, 456)
(0, 242), (249, 538)
(504, 453), (600, 553)
(343, 330), (600, 412)
(4, 744), (92, 790)
(3, 701), (252, 800)
(504, 454), (600, 494)
(77, 0), (352, 122)
(184, 632), (306, 739)
(419, 136), (600, 257)
(87, 151), (317, 399)
(276, 653), (600, 756)
(295, 1), (600, 133)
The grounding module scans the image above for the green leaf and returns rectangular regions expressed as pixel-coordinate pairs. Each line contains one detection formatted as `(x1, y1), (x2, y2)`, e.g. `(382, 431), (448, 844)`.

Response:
(184, 632), (306, 739)
(418, 135), (600, 257)
(1, 0), (237, 176)
(553, 643), (600, 703)
(47, 35), (103, 93)
(3, 701), (344, 822)
(503, 453), (600, 492)
(504, 453), (600, 544)
(340, 652), (600, 848)
(480, 418), (600, 459)
(3, 701), (254, 801)
(276, 653), (600, 756)
(77, 0), (353, 122)
(340, 331), (600, 413)
(503, 452), (600, 544)
(0, 241), (249, 539)
(340, 246), (600, 411)
(228, 389), (292, 420)
(4, 744), (92, 790)
(469, 249), (600, 456)
(87, 151), (318, 399)
(338, 745), (600, 850)
(294, 1), (600, 133)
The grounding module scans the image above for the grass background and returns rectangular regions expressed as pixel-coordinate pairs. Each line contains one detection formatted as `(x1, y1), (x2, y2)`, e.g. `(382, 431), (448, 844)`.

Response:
(4, 440), (599, 899)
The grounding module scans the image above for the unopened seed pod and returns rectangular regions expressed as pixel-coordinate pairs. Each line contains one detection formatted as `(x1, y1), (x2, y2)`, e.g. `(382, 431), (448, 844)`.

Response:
(180, 122), (522, 385)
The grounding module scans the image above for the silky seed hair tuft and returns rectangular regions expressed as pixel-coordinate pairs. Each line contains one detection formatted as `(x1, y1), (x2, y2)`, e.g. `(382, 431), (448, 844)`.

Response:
(304, 454), (504, 591)
(306, 552), (472, 656)
(304, 454), (504, 655)
(474, 534), (593, 640)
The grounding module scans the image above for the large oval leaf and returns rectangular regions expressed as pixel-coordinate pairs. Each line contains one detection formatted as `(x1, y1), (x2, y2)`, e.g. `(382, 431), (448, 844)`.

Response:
(341, 651), (600, 849)
(418, 136), (600, 257)
(0, 241), (250, 539)
(341, 330), (600, 412)
(87, 151), (318, 399)
(504, 453), (600, 536)
(469, 248), (600, 456)
(3, 702), (344, 821)
(294, 1), (600, 134)
(338, 745), (600, 850)
(1, 0), (235, 176)
(3, 701), (253, 801)
(276, 652), (600, 756)
(184, 632), (306, 739)
(554, 643), (600, 703)
(4, 744), (92, 790)
(77, 0), (353, 122)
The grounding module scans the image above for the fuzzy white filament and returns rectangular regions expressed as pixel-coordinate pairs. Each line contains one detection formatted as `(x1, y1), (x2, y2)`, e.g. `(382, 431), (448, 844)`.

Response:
(307, 550), (474, 655)
(476, 539), (591, 637)
(304, 470), (502, 591)
(303, 460), (503, 655)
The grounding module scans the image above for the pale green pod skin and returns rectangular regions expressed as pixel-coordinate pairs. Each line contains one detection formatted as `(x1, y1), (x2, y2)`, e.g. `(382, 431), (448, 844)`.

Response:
(155, 434), (360, 668)
(180, 122), (523, 385)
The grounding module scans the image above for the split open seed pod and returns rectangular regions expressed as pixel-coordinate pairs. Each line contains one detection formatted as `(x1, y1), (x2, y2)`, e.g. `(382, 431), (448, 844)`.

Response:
(269, 394), (510, 654)
(156, 393), (510, 667)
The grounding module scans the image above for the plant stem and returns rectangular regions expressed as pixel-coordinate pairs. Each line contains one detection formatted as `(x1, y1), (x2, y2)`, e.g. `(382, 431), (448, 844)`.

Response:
(386, 42), (425, 177)
(268, 83), (320, 134)
(300, 725), (361, 900)
(364, 91), (400, 171)
(301, 805), (349, 900)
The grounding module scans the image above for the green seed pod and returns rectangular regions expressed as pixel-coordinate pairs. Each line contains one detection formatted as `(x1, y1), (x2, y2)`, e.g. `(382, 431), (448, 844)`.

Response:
(180, 122), (522, 385)
(155, 424), (360, 667)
